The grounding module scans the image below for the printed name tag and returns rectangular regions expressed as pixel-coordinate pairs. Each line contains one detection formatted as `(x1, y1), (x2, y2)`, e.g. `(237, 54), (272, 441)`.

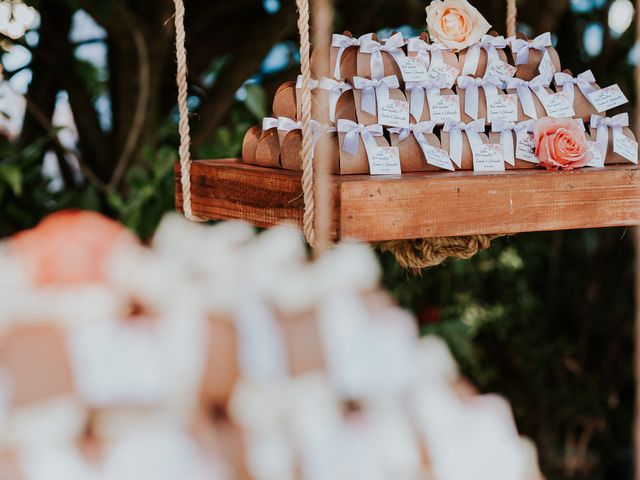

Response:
(472, 143), (505, 172)
(484, 58), (517, 82)
(538, 50), (556, 83)
(398, 57), (430, 82)
(542, 91), (575, 118)
(428, 94), (461, 123)
(422, 143), (455, 171)
(588, 85), (629, 113)
(378, 98), (410, 128)
(487, 94), (518, 123)
(515, 130), (538, 163)
(368, 147), (402, 175)
(613, 129), (639, 164)
(427, 62), (459, 89)
(585, 140), (605, 168)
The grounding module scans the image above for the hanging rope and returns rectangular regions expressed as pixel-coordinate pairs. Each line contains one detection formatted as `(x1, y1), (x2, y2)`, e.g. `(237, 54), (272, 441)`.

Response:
(506, 0), (517, 38)
(295, 0), (317, 246)
(173, 0), (203, 222)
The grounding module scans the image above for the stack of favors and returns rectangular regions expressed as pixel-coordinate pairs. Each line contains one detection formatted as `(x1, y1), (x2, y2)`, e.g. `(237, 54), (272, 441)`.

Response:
(0, 210), (543, 479)
(242, 0), (638, 175)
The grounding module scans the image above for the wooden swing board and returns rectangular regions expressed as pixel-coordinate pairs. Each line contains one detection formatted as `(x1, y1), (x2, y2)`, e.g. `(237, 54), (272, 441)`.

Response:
(176, 160), (640, 241)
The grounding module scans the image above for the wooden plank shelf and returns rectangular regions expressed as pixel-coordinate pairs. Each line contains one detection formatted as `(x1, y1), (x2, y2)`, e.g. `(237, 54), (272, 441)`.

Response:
(176, 160), (640, 241)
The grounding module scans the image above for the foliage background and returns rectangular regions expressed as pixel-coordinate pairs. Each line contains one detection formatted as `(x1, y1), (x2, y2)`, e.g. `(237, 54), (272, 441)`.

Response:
(0, 0), (637, 478)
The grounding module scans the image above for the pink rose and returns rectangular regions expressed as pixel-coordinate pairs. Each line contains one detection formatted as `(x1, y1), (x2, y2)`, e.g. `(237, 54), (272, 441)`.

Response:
(426, 0), (491, 51)
(534, 117), (590, 170)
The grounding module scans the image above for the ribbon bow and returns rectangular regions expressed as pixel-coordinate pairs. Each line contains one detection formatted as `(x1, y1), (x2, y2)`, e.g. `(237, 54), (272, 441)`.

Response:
(331, 33), (372, 80)
(590, 113), (629, 159)
(319, 78), (353, 122)
(295, 75), (319, 91)
(506, 74), (550, 119)
(353, 75), (400, 115)
(407, 37), (431, 69)
(509, 32), (552, 65)
(405, 75), (448, 121)
(462, 34), (508, 76)
(442, 118), (486, 167)
(337, 119), (384, 158)
(277, 117), (302, 133)
(360, 32), (407, 80)
(457, 76), (502, 120)
(263, 117), (278, 131)
(491, 119), (517, 166)
(554, 70), (596, 104)
(426, 42), (451, 68)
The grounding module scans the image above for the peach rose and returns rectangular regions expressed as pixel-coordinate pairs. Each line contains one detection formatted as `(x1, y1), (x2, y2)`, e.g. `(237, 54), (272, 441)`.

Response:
(534, 117), (590, 170)
(426, 0), (491, 51)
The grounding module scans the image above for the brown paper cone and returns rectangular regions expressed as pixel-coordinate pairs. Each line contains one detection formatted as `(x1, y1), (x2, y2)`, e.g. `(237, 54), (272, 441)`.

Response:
(354, 88), (407, 126)
(440, 131), (490, 170)
(389, 131), (442, 172)
(280, 131), (339, 173)
(338, 133), (389, 174)
(241, 126), (262, 165)
(506, 87), (552, 121)
(487, 131), (537, 170)
(272, 81), (297, 120)
(512, 32), (561, 81)
(254, 129), (281, 168)
(589, 126), (637, 164)
(356, 33), (404, 85)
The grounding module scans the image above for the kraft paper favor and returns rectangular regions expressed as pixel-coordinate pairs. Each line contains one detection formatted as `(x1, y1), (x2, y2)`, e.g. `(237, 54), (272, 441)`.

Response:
(555, 69), (604, 122)
(356, 33), (404, 82)
(487, 131), (537, 170)
(440, 130), (490, 170)
(254, 128), (282, 168)
(389, 129), (443, 172)
(272, 81), (298, 120)
(406, 88), (457, 123)
(280, 130), (340, 173)
(353, 85), (408, 126)
(512, 32), (561, 81)
(331, 31), (361, 83)
(458, 31), (509, 78)
(407, 32), (460, 73)
(589, 125), (638, 165)
(241, 125), (262, 165)
(505, 86), (552, 121)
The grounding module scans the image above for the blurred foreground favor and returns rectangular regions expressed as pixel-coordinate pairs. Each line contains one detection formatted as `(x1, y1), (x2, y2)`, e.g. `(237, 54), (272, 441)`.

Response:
(0, 211), (542, 480)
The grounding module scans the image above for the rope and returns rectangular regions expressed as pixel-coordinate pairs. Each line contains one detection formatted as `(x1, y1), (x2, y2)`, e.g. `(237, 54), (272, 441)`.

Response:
(378, 235), (503, 271)
(506, 0), (517, 38)
(173, 0), (203, 222)
(295, 0), (317, 246)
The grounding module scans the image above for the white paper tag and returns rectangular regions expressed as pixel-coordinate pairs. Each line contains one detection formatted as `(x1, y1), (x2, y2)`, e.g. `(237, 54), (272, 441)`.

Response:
(472, 143), (505, 172)
(613, 129), (638, 164)
(369, 147), (402, 175)
(585, 140), (605, 167)
(542, 91), (575, 118)
(515, 131), (538, 163)
(423, 144), (455, 171)
(398, 57), (430, 82)
(487, 94), (518, 123)
(484, 58), (517, 82)
(588, 84), (629, 113)
(428, 94), (461, 123)
(538, 50), (556, 83)
(378, 98), (410, 128)
(427, 63), (458, 89)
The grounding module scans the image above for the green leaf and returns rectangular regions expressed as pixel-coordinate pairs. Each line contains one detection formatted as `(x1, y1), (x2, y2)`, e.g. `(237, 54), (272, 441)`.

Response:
(0, 165), (23, 196)
(244, 84), (267, 121)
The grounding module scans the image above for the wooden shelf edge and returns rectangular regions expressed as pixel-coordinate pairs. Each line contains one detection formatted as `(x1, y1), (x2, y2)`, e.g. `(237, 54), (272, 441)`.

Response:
(176, 160), (640, 241)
